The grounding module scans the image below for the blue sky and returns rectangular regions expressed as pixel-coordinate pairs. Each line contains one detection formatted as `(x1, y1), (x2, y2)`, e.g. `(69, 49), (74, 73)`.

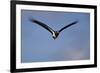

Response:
(21, 10), (90, 63)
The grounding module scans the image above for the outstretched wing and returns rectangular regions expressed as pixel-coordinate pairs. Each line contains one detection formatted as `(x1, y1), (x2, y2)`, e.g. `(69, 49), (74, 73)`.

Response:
(59, 21), (78, 33)
(30, 18), (54, 34)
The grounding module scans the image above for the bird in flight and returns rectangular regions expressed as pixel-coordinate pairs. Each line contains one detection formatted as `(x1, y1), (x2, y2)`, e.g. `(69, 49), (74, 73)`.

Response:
(30, 18), (78, 39)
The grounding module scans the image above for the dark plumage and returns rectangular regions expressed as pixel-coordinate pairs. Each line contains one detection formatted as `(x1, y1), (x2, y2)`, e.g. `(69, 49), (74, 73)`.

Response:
(30, 18), (78, 39)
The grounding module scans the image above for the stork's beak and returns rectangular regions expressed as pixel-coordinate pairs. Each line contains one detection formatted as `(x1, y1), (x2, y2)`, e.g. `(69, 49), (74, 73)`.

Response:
(53, 36), (57, 40)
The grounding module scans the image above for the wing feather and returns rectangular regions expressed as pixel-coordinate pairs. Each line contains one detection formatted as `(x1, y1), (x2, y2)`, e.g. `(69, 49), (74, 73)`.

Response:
(59, 21), (78, 32)
(30, 18), (54, 34)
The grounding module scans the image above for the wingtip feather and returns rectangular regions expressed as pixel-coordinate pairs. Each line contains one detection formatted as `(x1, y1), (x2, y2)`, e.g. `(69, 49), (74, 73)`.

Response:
(29, 17), (36, 22)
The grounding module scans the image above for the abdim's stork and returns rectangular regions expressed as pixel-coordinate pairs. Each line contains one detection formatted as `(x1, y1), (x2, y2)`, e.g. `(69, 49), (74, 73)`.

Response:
(30, 18), (78, 39)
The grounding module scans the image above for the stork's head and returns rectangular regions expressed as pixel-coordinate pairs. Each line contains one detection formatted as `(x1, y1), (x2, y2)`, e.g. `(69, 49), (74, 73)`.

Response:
(52, 31), (59, 39)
